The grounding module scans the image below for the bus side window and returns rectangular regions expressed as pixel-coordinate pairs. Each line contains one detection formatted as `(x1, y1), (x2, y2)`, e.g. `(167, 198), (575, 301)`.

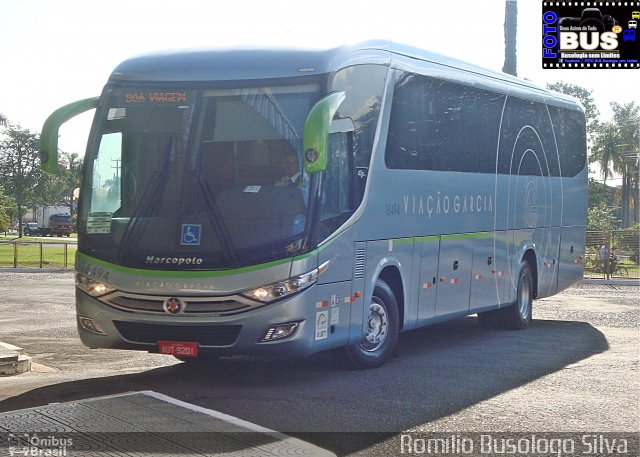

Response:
(321, 131), (353, 222)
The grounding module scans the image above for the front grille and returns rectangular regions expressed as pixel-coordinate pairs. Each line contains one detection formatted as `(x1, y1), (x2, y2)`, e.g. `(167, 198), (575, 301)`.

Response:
(113, 321), (242, 346)
(107, 295), (250, 314)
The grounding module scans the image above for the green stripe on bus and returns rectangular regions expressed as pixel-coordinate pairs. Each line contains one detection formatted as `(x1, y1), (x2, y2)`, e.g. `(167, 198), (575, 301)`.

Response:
(441, 232), (493, 241)
(413, 235), (440, 243)
(76, 250), (318, 279)
(394, 233), (492, 245)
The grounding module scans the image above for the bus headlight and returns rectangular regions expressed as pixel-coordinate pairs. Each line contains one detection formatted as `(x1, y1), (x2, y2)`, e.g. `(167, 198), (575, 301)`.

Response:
(242, 260), (330, 303)
(76, 273), (115, 297)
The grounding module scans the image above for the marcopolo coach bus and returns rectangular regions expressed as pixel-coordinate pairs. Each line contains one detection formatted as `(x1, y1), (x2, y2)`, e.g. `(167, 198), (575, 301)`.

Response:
(41, 40), (587, 368)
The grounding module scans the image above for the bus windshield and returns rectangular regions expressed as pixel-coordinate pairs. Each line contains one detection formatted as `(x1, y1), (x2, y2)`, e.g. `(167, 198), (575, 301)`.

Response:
(80, 83), (323, 270)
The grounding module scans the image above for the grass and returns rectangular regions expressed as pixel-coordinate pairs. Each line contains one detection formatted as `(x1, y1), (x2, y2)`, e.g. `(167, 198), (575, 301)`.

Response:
(583, 256), (640, 279)
(0, 232), (77, 242)
(619, 259), (640, 278)
(0, 241), (77, 268)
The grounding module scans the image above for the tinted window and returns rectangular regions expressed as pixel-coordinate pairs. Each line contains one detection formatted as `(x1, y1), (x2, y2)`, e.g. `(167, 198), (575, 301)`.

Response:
(331, 64), (386, 202)
(497, 96), (561, 177)
(321, 131), (352, 222)
(547, 105), (587, 177)
(385, 72), (504, 173)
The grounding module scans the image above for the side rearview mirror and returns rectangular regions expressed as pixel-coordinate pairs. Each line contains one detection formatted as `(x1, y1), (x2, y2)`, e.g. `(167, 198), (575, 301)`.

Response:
(303, 91), (346, 174)
(40, 97), (100, 174)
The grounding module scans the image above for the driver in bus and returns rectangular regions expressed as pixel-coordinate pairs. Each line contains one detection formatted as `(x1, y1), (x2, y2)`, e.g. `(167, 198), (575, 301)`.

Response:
(275, 151), (306, 188)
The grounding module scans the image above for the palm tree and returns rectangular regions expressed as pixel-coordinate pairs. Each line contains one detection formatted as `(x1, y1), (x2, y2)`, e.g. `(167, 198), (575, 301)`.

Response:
(610, 102), (640, 226)
(590, 122), (623, 186)
(591, 104), (640, 228)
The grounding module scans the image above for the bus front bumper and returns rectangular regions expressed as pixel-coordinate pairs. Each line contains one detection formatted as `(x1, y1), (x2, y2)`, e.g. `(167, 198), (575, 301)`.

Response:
(75, 284), (352, 359)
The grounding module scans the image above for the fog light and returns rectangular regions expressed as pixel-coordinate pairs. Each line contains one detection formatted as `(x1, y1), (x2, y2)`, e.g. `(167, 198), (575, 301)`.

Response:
(261, 322), (300, 342)
(78, 316), (106, 335)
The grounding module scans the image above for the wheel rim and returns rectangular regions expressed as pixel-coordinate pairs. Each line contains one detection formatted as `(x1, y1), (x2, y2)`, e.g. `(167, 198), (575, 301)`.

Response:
(360, 298), (389, 352)
(518, 272), (531, 319)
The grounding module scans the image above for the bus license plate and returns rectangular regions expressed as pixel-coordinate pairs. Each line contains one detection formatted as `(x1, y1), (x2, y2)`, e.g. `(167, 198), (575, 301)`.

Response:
(158, 341), (199, 357)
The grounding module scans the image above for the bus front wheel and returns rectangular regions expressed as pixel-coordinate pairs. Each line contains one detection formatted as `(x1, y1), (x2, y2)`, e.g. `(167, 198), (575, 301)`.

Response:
(342, 279), (399, 369)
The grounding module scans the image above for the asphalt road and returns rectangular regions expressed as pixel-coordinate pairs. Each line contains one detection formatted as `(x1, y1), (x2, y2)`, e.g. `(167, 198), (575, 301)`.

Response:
(0, 272), (638, 456)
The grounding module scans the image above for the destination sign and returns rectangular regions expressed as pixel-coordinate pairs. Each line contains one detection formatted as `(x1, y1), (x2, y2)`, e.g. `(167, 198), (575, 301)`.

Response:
(123, 92), (189, 104)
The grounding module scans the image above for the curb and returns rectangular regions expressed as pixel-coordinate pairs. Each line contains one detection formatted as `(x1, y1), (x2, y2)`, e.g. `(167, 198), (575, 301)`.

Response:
(0, 342), (32, 377)
(580, 278), (640, 286)
(0, 268), (72, 273)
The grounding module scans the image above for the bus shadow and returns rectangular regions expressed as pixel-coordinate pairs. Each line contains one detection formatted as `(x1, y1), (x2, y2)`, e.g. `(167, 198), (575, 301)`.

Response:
(0, 317), (608, 456)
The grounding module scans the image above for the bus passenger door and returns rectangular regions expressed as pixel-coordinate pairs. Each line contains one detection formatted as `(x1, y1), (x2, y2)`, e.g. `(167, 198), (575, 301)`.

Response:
(417, 236), (440, 323)
(435, 235), (473, 316)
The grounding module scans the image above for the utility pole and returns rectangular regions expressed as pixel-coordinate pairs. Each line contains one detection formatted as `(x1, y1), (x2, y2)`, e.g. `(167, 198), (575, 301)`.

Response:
(503, 0), (518, 76)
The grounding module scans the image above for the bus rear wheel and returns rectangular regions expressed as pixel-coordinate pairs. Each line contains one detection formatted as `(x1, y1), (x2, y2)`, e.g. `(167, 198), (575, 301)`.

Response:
(478, 261), (533, 330)
(342, 279), (399, 369)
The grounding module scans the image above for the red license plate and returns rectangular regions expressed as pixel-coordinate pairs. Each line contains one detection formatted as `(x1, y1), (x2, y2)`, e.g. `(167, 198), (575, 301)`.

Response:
(158, 341), (199, 357)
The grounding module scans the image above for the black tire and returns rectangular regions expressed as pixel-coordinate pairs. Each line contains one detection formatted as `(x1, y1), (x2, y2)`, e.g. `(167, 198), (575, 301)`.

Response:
(478, 262), (533, 330)
(342, 279), (399, 369)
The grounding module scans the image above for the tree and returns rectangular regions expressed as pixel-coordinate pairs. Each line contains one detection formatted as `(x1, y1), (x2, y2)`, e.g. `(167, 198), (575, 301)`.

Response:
(35, 154), (79, 208)
(0, 184), (12, 232)
(59, 151), (83, 217)
(610, 102), (639, 227)
(588, 177), (617, 209)
(590, 103), (639, 228)
(590, 121), (623, 186)
(545, 82), (600, 140)
(587, 203), (619, 232)
(0, 124), (42, 237)
(502, 0), (517, 76)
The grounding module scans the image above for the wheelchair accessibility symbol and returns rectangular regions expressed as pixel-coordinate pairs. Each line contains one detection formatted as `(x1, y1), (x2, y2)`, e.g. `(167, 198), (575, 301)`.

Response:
(181, 224), (201, 246)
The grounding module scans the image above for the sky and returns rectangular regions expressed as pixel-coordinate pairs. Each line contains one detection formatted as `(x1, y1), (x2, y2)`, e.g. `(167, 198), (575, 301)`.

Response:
(0, 0), (638, 184)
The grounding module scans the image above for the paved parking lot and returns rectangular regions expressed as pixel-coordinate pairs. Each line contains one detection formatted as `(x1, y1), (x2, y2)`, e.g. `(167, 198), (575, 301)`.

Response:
(0, 272), (638, 455)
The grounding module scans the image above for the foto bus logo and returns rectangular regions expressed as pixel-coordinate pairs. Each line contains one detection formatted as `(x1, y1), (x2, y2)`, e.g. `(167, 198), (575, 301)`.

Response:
(542, 2), (640, 69)
(543, 9), (618, 56)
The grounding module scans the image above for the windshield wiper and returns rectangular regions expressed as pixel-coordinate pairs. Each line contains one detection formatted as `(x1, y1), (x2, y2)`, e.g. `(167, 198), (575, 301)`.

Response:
(116, 137), (175, 264)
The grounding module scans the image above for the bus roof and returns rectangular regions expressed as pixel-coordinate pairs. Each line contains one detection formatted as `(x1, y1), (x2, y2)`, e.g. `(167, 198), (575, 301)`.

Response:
(109, 40), (578, 107)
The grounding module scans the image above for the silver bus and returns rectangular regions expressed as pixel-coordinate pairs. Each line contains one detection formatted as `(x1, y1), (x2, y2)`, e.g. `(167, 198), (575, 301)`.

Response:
(41, 41), (587, 368)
